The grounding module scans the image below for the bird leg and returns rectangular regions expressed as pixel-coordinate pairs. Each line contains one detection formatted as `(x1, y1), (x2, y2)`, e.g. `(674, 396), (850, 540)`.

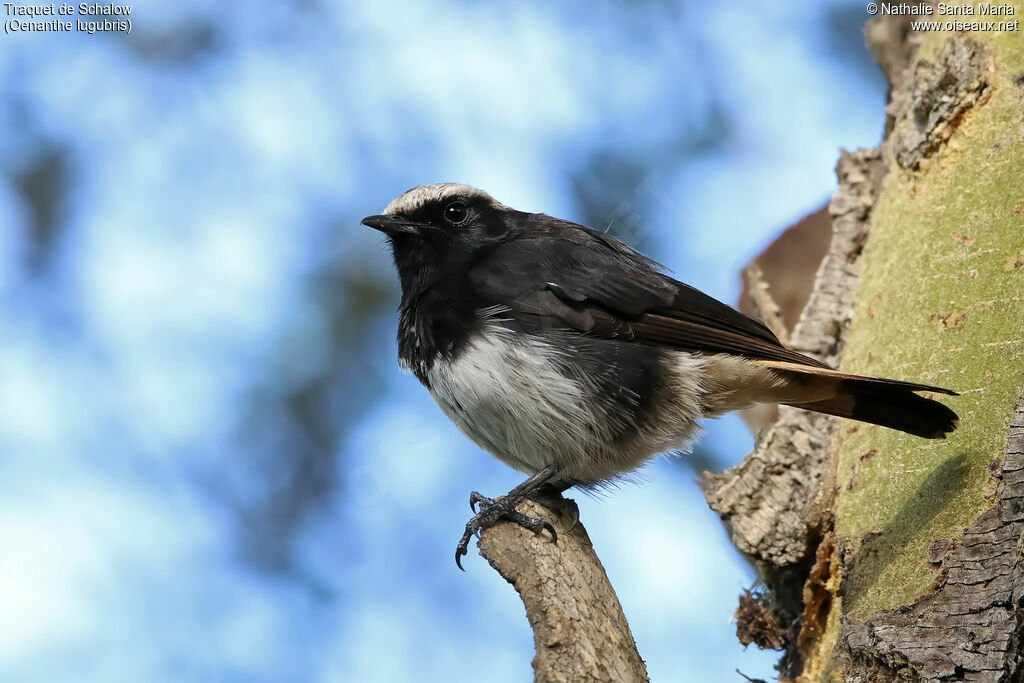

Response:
(456, 465), (577, 570)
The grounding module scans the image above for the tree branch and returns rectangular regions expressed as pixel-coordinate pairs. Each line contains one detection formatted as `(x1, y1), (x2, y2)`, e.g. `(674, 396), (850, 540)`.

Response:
(476, 501), (648, 683)
(743, 262), (791, 346)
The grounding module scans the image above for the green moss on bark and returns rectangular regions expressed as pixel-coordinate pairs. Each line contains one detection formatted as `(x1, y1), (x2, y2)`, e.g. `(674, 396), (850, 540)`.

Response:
(835, 20), (1024, 620)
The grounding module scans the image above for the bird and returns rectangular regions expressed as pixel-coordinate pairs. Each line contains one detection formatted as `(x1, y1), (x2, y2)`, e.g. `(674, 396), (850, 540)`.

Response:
(362, 183), (959, 569)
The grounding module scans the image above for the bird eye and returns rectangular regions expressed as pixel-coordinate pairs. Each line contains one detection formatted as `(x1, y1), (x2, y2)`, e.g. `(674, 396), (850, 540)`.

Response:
(443, 201), (468, 225)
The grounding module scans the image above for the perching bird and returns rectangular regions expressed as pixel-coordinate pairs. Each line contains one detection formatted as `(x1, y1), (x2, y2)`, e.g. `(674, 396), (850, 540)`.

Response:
(362, 183), (959, 568)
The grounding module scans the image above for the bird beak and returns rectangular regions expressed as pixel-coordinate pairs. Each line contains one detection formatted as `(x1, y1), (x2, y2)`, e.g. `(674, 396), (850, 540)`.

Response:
(361, 214), (423, 236)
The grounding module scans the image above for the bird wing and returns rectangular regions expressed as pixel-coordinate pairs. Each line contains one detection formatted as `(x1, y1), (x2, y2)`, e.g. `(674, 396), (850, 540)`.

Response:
(468, 223), (830, 369)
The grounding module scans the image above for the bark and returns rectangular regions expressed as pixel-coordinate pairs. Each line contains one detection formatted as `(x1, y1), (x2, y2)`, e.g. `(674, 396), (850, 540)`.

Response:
(477, 502), (648, 683)
(842, 397), (1024, 680)
(710, 7), (1024, 681)
(705, 146), (885, 668)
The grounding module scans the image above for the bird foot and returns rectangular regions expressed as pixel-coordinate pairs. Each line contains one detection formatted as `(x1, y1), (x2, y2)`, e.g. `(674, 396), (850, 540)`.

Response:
(455, 491), (556, 570)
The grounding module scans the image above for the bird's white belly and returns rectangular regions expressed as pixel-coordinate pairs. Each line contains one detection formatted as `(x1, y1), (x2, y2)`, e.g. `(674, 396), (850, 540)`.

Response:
(426, 327), (597, 475)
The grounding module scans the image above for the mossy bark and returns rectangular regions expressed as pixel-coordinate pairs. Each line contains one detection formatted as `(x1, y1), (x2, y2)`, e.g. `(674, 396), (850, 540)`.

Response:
(711, 10), (1024, 681)
(807, 10), (1024, 682)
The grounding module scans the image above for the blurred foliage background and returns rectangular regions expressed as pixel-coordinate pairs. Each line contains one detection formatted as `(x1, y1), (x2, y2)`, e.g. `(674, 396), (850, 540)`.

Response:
(0, 1), (885, 680)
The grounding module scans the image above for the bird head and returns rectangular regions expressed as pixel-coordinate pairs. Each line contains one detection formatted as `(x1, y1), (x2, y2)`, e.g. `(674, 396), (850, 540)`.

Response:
(362, 183), (523, 297)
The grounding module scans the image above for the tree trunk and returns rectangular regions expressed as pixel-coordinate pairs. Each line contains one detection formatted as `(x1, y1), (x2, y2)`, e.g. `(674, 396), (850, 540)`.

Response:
(710, 7), (1024, 681)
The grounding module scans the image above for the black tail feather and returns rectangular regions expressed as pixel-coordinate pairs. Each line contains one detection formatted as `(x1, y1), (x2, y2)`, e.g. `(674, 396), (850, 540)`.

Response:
(790, 378), (960, 439)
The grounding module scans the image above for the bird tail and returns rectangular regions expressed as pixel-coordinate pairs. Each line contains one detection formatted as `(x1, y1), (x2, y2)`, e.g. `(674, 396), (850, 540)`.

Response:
(753, 360), (960, 439)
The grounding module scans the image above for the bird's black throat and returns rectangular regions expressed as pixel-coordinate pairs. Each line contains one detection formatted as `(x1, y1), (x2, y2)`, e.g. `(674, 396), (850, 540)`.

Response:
(390, 233), (483, 385)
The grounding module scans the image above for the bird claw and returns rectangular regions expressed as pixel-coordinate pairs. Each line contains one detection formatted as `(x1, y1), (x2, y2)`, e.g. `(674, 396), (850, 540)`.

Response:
(455, 492), (557, 570)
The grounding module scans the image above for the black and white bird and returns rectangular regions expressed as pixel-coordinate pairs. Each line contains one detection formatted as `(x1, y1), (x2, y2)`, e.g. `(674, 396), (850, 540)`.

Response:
(362, 183), (959, 568)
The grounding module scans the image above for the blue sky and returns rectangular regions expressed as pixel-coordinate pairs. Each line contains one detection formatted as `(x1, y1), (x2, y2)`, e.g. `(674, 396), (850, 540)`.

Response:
(0, 1), (885, 680)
